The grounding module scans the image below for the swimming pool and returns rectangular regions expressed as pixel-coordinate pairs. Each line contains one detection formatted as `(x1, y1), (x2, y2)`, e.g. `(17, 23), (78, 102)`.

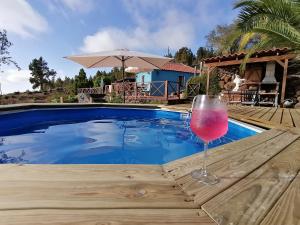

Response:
(0, 107), (259, 164)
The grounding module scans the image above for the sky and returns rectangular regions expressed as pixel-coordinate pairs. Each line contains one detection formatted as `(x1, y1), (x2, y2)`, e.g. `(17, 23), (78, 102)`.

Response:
(0, 0), (238, 94)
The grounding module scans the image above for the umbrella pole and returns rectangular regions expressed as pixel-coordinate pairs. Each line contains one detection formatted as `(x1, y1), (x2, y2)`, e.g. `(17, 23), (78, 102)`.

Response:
(122, 56), (125, 103)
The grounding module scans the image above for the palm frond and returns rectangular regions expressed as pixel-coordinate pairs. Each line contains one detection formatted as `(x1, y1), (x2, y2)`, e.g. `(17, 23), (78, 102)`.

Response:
(235, 0), (300, 53)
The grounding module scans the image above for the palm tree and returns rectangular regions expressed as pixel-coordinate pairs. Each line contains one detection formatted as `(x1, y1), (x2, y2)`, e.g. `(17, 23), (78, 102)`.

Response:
(234, 0), (300, 54)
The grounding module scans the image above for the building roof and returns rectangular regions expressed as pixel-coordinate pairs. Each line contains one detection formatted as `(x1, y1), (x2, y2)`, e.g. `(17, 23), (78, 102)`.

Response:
(203, 47), (290, 64)
(160, 62), (196, 74)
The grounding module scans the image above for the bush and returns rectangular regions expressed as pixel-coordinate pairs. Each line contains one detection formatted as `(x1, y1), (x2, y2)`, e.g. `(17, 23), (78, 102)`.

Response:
(186, 71), (221, 96)
(65, 95), (77, 103)
(109, 92), (123, 103)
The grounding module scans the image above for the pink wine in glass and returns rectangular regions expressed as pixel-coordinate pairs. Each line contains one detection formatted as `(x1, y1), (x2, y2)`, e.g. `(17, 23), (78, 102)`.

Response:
(190, 108), (228, 143)
(189, 95), (228, 185)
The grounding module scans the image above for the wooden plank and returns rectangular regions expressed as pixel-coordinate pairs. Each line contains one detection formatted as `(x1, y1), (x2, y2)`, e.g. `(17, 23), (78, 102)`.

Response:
(202, 139), (300, 225)
(260, 172), (300, 225)
(229, 107), (256, 115)
(290, 109), (300, 128)
(0, 164), (169, 182)
(242, 107), (265, 117)
(0, 166), (195, 210)
(175, 130), (299, 205)
(269, 108), (283, 124)
(0, 209), (215, 225)
(250, 107), (272, 119)
(281, 109), (294, 127)
(260, 107), (277, 121)
(164, 129), (284, 179)
(228, 113), (276, 129)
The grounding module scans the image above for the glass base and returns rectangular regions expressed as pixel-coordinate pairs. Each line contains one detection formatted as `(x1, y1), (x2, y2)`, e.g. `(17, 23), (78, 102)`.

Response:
(191, 169), (220, 185)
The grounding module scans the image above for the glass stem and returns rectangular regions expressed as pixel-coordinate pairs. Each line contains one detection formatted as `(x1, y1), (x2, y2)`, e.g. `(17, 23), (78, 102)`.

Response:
(202, 142), (208, 176)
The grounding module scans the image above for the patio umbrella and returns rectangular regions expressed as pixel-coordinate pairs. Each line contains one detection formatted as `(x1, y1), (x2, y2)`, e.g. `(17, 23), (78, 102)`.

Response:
(65, 49), (172, 102)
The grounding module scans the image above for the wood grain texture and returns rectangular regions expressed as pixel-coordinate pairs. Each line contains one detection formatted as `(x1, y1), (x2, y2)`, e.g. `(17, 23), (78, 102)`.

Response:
(0, 209), (215, 225)
(202, 139), (300, 225)
(0, 164), (169, 182)
(175, 130), (299, 206)
(0, 165), (195, 210)
(163, 129), (284, 179)
(251, 107), (272, 119)
(290, 109), (300, 128)
(281, 109), (294, 127)
(260, 107), (277, 121)
(242, 107), (265, 117)
(260, 172), (300, 225)
(269, 108), (283, 124)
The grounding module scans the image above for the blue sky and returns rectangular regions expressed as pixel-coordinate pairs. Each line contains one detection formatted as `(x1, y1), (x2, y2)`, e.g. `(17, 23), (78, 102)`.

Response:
(0, 0), (238, 93)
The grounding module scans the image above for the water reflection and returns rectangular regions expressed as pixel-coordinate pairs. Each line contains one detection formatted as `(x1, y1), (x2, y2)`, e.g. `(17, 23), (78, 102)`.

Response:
(0, 108), (257, 164)
(0, 150), (27, 164)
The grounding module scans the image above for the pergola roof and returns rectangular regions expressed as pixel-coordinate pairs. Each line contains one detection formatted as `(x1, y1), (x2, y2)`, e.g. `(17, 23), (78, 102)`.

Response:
(203, 47), (290, 64)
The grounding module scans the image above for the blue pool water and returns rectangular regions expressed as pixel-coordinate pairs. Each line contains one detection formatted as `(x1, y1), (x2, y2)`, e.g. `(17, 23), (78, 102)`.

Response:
(0, 108), (258, 164)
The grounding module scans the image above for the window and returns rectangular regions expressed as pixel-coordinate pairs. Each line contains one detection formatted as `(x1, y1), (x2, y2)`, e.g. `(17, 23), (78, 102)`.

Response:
(178, 75), (185, 87)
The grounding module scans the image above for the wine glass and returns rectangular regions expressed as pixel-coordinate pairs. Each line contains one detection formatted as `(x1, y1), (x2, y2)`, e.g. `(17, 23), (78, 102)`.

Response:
(190, 95), (228, 185)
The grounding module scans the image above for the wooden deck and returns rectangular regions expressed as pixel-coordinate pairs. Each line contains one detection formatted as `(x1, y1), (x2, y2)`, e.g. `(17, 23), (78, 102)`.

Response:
(0, 104), (300, 224)
(227, 105), (300, 129)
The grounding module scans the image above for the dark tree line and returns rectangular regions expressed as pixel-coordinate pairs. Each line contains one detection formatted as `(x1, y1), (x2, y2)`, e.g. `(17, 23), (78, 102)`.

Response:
(28, 56), (129, 95)
(167, 46), (214, 67)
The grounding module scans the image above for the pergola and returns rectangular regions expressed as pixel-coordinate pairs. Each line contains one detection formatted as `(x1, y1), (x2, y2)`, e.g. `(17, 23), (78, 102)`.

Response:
(203, 48), (296, 104)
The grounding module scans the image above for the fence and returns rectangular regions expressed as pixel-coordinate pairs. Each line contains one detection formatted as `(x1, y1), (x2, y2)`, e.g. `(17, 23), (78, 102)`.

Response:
(109, 80), (181, 101)
(186, 83), (201, 98)
(77, 87), (104, 95)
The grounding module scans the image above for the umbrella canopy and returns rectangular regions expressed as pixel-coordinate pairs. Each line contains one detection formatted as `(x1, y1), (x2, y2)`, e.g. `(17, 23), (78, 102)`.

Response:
(65, 49), (173, 103)
(65, 49), (172, 69)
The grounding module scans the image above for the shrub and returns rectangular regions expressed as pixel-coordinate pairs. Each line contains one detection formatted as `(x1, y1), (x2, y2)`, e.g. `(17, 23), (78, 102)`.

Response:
(65, 95), (77, 103)
(109, 92), (123, 103)
(186, 71), (221, 96)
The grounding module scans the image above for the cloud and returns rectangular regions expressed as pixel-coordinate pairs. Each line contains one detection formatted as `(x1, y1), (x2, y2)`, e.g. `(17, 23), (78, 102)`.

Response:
(79, 0), (237, 53)
(80, 0), (239, 52)
(0, 69), (32, 94)
(46, 0), (95, 15)
(0, 0), (48, 38)
(80, 2), (195, 53)
(61, 0), (94, 13)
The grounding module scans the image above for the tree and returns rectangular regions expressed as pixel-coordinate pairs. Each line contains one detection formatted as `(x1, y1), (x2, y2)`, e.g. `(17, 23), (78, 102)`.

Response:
(64, 77), (76, 94)
(0, 30), (19, 71)
(164, 47), (173, 58)
(195, 47), (215, 62)
(234, 0), (300, 54)
(54, 77), (64, 88)
(205, 23), (242, 55)
(174, 47), (195, 66)
(29, 57), (56, 91)
(74, 68), (91, 91)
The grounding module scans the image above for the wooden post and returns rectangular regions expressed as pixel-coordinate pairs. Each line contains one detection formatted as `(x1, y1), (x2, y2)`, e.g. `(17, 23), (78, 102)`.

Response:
(164, 80), (168, 100)
(280, 58), (288, 105)
(134, 82), (137, 101)
(206, 68), (211, 95)
(60, 96), (63, 103)
(177, 82), (180, 99)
